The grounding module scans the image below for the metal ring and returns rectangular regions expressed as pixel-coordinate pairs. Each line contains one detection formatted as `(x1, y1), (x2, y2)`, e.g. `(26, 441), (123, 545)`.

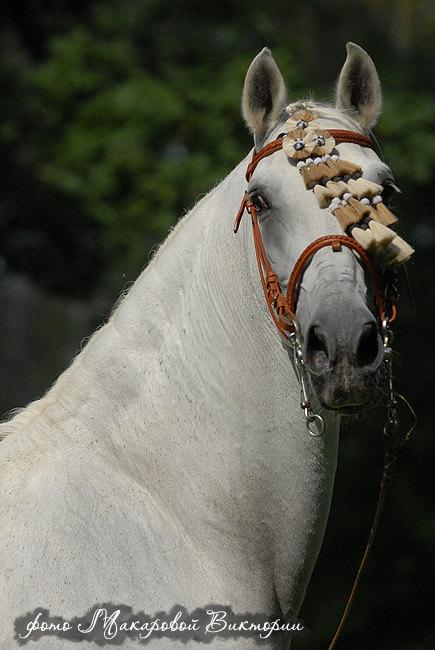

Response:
(381, 317), (394, 347)
(306, 414), (325, 437)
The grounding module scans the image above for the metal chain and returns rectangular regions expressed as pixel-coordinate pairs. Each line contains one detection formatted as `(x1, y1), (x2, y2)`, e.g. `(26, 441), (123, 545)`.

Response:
(381, 317), (401, 487)
(285, 314), (398, 441)
(288, 320), (325, 437)
(382, 317), (399, 428)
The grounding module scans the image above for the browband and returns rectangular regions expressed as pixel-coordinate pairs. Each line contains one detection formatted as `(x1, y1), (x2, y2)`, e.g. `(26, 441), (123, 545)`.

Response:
(245, 130), (375, 182)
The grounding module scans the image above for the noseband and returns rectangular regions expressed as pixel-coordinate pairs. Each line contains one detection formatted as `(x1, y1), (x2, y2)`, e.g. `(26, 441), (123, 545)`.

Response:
(234, 130), (395, 341)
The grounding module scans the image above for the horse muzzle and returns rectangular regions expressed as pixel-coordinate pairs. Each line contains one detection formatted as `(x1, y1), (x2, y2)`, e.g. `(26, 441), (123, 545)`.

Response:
(303, 306), (384, 413)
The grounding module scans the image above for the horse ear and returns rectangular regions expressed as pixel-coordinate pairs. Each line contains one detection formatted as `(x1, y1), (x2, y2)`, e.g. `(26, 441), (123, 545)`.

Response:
(242, 48), (287, 146)
(336, 42), (382, 130)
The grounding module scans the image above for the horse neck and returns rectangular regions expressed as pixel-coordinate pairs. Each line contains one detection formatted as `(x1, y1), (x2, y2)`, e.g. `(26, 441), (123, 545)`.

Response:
(105, 155), (338, 611)
(7, 153), (339, 616)
(111, 155), (286, 399)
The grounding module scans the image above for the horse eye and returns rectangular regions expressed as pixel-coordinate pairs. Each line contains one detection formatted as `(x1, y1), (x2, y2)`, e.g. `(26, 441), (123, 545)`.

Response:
(250, 194), (268, 212)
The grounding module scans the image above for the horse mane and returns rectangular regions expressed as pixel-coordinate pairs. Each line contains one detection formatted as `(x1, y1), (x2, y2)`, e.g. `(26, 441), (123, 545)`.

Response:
(0, 183), (225, 441)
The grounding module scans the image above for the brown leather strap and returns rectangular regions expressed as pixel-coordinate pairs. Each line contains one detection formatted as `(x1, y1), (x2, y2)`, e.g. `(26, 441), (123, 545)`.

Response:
(246, 200), (385, 339)
(246, 138), (285, 181)
(286, 235), (385, 322)
(328, 129), (375, 149)
(244, 130), (375, 182)
(248, 199), (296, 337)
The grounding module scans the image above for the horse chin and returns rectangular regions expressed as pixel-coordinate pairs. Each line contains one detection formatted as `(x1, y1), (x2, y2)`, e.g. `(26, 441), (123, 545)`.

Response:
(307, 363), (381, 416)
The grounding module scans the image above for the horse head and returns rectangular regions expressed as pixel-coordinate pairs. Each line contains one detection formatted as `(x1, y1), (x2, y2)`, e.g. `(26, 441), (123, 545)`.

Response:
(239, 43), (412, 416)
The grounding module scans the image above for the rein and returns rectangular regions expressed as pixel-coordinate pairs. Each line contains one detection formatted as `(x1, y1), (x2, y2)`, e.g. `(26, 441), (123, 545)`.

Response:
(234, 125), (406, 647)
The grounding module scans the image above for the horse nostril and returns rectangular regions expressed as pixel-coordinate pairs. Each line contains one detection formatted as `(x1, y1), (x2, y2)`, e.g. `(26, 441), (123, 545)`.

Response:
(306, 325), (329, 373)
(356, 322), (380, 367)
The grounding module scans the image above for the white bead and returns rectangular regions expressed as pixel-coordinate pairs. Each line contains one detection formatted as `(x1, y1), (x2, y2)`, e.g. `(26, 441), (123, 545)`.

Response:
(343, 193), (352, 202)
(331, 154), (339, 161)
(372, 195), (382, 205)
(314, 157), (323, 165)
(297, 160), (306, 169)
(330, 197), (341, 212)
(360, 197), (371, 205)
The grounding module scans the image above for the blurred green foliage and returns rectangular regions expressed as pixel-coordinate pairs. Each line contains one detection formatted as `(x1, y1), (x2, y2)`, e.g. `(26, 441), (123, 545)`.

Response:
(1, 0), (433, 288)
(0, 1), (434, 648)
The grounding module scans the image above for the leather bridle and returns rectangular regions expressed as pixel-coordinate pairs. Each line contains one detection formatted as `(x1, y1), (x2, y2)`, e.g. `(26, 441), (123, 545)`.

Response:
(233, 126), (409, 649)
(234, 130), (396, 341)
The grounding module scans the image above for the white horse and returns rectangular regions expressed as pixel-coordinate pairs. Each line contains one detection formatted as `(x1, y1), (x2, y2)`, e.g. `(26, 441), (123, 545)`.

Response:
(0, 43), (402, 648)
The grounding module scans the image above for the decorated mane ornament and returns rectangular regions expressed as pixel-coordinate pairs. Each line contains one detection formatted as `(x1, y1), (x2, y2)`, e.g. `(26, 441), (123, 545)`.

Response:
(285, 109), (413, 265)
(237, 108), (414, 268)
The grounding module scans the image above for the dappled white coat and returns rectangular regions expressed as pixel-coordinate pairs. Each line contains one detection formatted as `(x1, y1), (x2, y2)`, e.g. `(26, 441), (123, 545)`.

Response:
(0, 43), (386, 648)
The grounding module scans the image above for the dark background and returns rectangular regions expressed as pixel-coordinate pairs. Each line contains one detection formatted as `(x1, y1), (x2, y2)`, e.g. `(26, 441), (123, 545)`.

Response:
(1, 1), (434, 648)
